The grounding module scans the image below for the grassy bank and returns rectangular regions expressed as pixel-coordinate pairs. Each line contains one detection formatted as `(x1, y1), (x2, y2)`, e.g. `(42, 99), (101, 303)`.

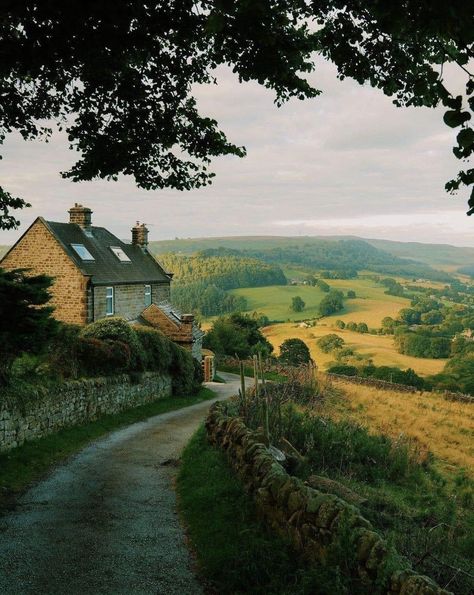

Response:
(177, 426), (346, 595)
(321, 379), (474, 478)
(0, 387), (215, 513)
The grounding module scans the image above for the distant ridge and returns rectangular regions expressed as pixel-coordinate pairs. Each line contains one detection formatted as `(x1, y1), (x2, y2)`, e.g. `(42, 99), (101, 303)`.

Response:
(148, 235), (474, 272)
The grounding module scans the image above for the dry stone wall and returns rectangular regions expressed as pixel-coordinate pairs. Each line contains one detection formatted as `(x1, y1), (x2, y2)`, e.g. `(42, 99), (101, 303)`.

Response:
(206, 403), (451, 595)
(0, 372), (171, 452)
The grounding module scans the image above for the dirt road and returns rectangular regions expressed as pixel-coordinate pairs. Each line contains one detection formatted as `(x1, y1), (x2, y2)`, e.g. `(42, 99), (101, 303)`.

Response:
(0, 373), (240, 595)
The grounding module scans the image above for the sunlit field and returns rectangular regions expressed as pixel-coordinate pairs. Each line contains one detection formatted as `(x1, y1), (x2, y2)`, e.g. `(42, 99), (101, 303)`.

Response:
(264, 322), (447, 376)
(319, 377), (474, 477)
(229, 278), (411, 326)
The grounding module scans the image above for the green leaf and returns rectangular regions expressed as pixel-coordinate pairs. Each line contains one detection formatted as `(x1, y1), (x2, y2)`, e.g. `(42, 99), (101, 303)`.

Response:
(457, 128), (474, 148)
(444, 110), (471, 128)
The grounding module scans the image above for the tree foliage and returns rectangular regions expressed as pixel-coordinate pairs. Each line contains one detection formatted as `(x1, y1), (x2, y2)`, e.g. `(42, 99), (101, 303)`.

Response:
(291, 295), (305, 312)
(203, 313), (273, 358)
(158, 252), (286, 290)
(317, 333), (345, 353)
(0, 268), (57, 385)
(279, 338), (312, 366)
(0, 1), (473, 229)
(318, 290), (344, 316)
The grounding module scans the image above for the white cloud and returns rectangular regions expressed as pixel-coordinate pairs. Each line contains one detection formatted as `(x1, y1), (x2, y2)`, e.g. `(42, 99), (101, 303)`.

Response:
(0, 59), (472, 247)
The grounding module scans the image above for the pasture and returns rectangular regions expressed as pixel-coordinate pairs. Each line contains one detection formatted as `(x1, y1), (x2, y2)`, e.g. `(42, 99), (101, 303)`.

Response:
(320, 377), (474, 478)
(264, 322), (446, 376)
(229, 277), (411, 326)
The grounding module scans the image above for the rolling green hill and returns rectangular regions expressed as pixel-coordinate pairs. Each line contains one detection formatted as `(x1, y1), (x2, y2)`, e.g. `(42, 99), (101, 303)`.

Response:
(150, 237), (452, 282)
(365, 238), (474, 268)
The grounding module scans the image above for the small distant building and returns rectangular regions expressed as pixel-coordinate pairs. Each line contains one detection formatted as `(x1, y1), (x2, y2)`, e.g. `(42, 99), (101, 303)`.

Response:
(0, 204), (203, 359)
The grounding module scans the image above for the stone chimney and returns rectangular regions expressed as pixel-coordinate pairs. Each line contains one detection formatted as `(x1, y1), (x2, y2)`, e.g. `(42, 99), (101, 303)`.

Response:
(180, 314), (195, 342)
(132, 221), (149, 248)
(69, 203), (92, 230)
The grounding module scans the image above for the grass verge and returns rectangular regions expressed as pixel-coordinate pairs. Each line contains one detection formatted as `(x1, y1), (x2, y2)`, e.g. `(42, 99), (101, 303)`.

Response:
(177, 426), (347, 595)
(0, 387), (215, 513)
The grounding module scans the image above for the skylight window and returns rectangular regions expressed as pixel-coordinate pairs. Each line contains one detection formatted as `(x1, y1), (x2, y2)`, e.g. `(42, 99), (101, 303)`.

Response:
(71, 243), (95, 261)
(110, 246), (131, 262)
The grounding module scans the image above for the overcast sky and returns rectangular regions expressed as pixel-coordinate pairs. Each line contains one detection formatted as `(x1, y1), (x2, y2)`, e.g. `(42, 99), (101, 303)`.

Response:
(1, 58), (472, 247)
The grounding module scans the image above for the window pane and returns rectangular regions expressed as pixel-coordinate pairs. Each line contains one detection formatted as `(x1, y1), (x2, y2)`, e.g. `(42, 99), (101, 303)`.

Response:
(71, 244), (95, 261)
(110, 246), (131, 262)
(106, 287), (114, 315)
(144, 285), (152, 307)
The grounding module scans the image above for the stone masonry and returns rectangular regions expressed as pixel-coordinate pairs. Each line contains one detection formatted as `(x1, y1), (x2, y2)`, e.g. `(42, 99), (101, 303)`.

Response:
(1, 219), (89, 324)
(206, 402), (451, 595)
(93, 283), (170, 321)
(0, 372), (172, 452)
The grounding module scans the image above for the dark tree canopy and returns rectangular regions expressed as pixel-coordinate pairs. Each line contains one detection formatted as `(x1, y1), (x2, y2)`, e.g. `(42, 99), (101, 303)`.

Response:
(279, 338), (312, 366)
(0, 1), (473, 229)
(0, 268), (57, 385)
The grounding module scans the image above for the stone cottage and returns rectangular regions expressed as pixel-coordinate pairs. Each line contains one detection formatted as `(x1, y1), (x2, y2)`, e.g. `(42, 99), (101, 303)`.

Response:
(0, 204), (203, 361)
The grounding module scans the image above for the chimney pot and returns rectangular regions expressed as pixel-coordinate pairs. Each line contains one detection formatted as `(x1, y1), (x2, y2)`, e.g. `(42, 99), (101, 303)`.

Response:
(132, 222), (149, 248)
(69, 204), (92, 230)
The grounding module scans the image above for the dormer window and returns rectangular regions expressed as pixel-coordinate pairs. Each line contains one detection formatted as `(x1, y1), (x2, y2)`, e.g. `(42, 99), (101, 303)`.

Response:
(71, 243), (95, 261)
(110, 246), (131, 262)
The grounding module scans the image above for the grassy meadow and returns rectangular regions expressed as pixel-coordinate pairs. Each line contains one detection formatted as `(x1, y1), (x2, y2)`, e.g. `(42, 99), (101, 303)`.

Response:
(263, 322), (447, 376)
(319, 377), (474, 478)
(229, 277), (410, 326)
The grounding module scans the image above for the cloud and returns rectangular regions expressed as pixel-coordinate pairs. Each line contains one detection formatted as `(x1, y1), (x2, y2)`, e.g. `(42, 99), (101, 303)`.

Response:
(0, 59), (471, 247)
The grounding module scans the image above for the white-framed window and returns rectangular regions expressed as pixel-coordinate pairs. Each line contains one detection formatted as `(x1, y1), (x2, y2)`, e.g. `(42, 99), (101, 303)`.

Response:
(106, 286), (114, 316)
(144, 284), (152, 307)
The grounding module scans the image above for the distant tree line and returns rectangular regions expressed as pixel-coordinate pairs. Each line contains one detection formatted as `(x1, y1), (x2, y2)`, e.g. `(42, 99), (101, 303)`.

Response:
(157, 252), (286, 317)
(171, 282), (248, 317)
(196, 240), (452, 282)
(159, 252), (287, 290)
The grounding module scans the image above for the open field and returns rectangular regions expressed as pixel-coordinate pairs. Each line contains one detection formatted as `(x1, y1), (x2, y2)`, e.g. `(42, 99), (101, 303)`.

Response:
(264, 323), (447, 376)
(229, 284), (327, 321)
(320, 378), (474, 477)
(229, 278), (411, 326)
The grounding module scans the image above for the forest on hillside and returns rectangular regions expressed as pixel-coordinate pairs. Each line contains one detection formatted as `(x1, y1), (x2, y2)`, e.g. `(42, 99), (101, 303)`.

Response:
(152, 239), (452, 282)
(157, 252), (286, 317)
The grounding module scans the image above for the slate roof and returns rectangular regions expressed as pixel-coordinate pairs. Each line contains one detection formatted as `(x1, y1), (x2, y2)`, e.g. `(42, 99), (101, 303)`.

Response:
(156, 301), (205, 341)
(43, 218), (171, 285)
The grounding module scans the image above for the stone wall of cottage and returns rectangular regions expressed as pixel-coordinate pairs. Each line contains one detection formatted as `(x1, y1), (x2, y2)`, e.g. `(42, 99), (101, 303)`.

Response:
(92, 283), (170, 321)
(206, 403), (450, 595)
(1, 219), (88, 324)
(0, 372), (172, 452)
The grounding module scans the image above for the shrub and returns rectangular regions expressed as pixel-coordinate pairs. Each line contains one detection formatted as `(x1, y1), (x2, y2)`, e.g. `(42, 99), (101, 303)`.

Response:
(317, 333), (345, 353)
(327, 364), (358, 376)
(134, 325), (172, 372)
(346, 321), (357, 331)
(169, 342), (197, 395)
(45, 323), (81, 378)
(81, 317), (145, 369)
(76, 338), (131, 376)
(356, 322), (368, 333)
(335, 319), (345, 329)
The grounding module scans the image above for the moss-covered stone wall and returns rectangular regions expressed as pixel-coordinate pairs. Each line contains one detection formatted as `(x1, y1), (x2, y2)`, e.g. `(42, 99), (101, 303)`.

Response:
(206, 402), (451, 595)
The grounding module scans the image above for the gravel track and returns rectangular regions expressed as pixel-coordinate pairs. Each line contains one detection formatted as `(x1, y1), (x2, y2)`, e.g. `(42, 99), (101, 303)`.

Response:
(0, 373), (240, 595)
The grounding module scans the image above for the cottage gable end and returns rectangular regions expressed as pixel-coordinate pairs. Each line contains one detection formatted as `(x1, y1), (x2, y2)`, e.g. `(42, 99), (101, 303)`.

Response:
(0, 218), (89, 324)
